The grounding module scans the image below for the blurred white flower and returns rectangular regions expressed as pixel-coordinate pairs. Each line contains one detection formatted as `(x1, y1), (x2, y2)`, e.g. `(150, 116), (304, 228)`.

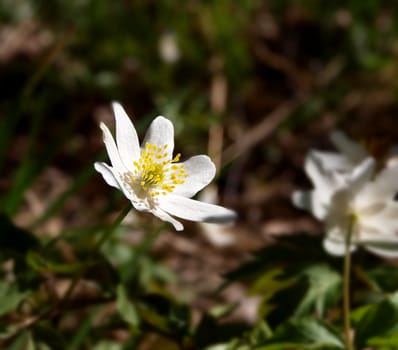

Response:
(292, 154), (373, 221)
(293, 131), (369, 222)
(324, 162), (398, 257)
(310, 131), (368, 174)
(315, 130), (398, 171)
(158, 32), (180, 64)
(293, 138), (398, 257)
(95, 102), (236, 231)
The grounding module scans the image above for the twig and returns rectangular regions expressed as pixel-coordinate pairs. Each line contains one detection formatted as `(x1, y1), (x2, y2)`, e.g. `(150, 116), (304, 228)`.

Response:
(221, 99), (298, 165)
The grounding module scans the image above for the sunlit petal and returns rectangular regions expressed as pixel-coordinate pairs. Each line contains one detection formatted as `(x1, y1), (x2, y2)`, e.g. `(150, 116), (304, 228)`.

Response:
(172, 155), (216, 198)
(113, 102), (140, 171)
(94, 162), (120, 189)
(158, 194), (236, 224)
(142, 116), (174, 160)
(99, 122), (127, 172)
(151, 206), (184, 231)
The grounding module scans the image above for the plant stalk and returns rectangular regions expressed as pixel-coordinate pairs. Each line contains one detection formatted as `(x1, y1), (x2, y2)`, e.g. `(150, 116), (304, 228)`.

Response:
(344, 216), (355, 350)
(60, 203), (132, 303)
(7, 204), (132, 339)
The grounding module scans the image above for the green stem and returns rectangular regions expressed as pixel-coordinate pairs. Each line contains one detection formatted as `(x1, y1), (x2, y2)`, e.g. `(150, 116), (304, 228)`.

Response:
(343, 216), (355, 350)
(60, 204), (132, 303)
(7, 204), (132, 339)
(94, 204), (132, 250)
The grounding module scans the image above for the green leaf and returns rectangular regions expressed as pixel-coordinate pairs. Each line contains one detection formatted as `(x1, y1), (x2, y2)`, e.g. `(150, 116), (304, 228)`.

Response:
(257, 318), (344, 349)
(203, 345), (229, 350)
(137, 293), (191, 337)
(367, 333), (398, 347)
(7, 330), (35, 350)
(361, 264), (398, 293)
(94, 341), (124, 350)
(249, 268), (295, 299)
(116, 284), (140, 328)
(293, 265), (342, 317)
(350, 303), (373, 324)
(224, 234), (328, 283)
(0, 280), (30, 317)
(263, 264), (342, 326)
(224, 235), (342, 327)
(68, 306), (103, 350)
(208, 303), (238, 319)
(26, 251), (84, 275)
(354, 291), (398, 348)
(26, 250), (119, 291)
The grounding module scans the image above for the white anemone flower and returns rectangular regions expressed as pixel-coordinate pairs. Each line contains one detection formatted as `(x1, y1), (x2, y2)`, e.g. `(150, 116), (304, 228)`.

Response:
(94, 102), (236, 231)
(313, 130), (398, 171)
(310, 131), (368, 174)
(294, 153), (398, 257)
(292, 153), (373, 221)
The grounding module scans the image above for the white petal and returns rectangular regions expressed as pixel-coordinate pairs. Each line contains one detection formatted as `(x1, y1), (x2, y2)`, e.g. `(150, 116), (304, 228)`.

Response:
(292, 190), (328, 220)
(113, 102), (140, 171)
(172, 155), (216, 198)
(304, 151), (343, 206)
(357, 221), (398, 257)
(151, 206), (184, 231)
(357, 202), (386, 217)
(158, 194), (236, 224)
(94, 162), (120, 189)
(142, 116), (174, 159)
(330, 131), (367, 163)
(93, 160), (148, 213)
(100, 122), (127, 172)
(125, 197), (184, 230)
(292, 190), (309, 210)
(354, 165), (398, 212)
(309, 151), (354, 172)
(348, 157), (375, 194)
(363, 241), (398, 258)
(95, 164), (153, 218)
(373, 164), (398, 198)
(323, 228), (356, 256)
(359, 203), (398, 238)
(305, 151), (337, 194)
(323, 237), (346, 256)
(355, 185), (385, 212)
(130, 198), (151, 212)
(93, 161), (144, 208)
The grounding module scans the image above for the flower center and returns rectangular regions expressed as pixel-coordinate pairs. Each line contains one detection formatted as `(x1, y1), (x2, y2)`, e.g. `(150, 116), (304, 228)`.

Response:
(126, 142), (187, 197)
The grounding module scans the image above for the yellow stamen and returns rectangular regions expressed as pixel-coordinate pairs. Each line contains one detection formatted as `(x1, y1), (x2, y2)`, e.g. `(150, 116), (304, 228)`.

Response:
(125, 142), (187, 197)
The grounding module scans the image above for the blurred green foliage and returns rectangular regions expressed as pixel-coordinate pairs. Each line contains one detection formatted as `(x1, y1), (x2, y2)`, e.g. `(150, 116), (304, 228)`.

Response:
(1, 0), (398, 348)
